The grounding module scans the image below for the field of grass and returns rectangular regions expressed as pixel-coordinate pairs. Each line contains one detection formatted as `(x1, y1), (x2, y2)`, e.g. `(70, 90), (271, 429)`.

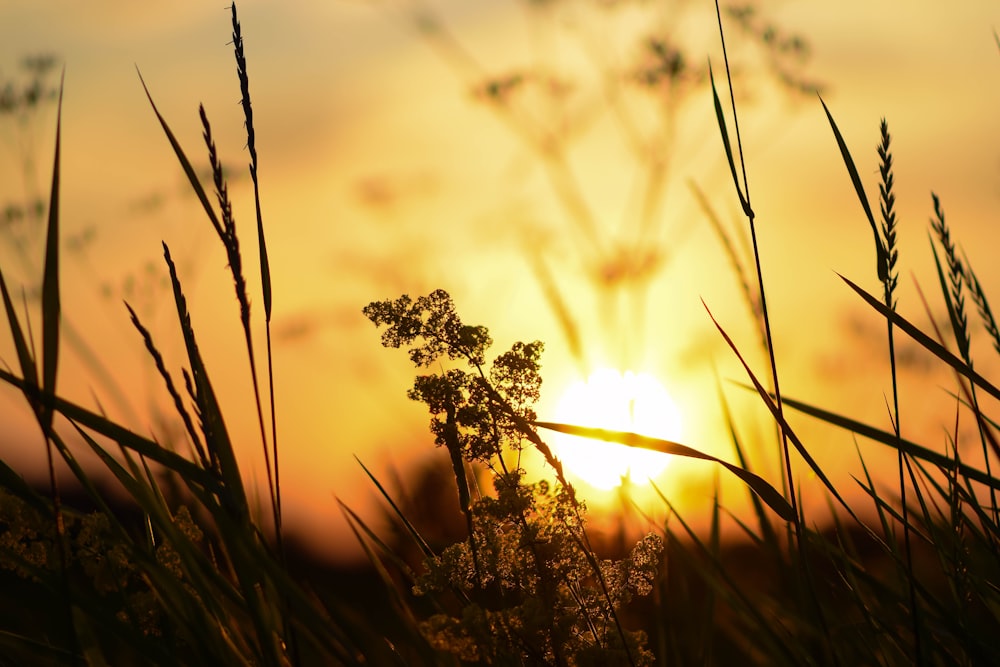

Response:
(0, 2), (998, 665)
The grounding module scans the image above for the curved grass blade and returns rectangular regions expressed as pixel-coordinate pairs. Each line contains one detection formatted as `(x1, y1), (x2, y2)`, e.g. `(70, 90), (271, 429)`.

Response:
(532, 421), (794, 521)
(162, 243), (249, 521)
(716, 374), (777, 547)
(851, 476), (931, 545)
(709, 65), (751, 219)
(820, 97), (888, 282)
(0, 366), (218, 488)
(355, 456), (435, 561)
(776, 391), (1000, 491)
(855, 441), (895, 547)
(337, 499), (418, 583)
(338, 499), (444, 664)
(0, 266), (39, 402)
(840, 273), (1000, 403)
(703, 302), (855, 515)
(136, 70), (223, 238)
(0, 458), (49, 515)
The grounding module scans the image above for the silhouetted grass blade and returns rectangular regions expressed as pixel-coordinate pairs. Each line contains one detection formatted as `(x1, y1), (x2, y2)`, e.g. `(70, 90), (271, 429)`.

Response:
(337, 502), (436, 664)
(717, 376), (777, 547)
(0, 366), (218, 488)
(532, 421), (795, 521)
(338, 499), (419, 583)
(137, 70), (224, 238)
(162, 243), (249, 521)
(710, 66), (751, 219)
(41, 69), (64, 434)
(355, 457), (436, 561)
(776, 391), (1000, 491)
(650, 478), (802, 664)
(703, 302), (853, 514)
(840, 273), (1000, 402)
(0, 268), (39, 402)
(257, 213), (271, 318)
(820, 96), (888, 282)
(0, 457), (49, 515)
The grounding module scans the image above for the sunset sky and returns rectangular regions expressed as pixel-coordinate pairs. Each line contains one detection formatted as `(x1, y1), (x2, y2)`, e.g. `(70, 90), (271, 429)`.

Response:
(0, 1), (998, 562)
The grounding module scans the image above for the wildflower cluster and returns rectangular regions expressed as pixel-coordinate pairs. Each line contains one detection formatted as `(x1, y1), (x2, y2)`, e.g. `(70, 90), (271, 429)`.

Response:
(365, 289), (662, 665)
(0, 490), (205, 638)
(0, 489), (51, 579)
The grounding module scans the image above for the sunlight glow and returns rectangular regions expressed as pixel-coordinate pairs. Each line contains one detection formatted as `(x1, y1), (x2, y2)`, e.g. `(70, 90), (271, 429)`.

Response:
(550, 369), (683, 490)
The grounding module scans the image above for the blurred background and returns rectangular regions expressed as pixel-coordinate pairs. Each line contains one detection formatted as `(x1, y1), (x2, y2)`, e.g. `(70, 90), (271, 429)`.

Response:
(0, 0), (998, 564)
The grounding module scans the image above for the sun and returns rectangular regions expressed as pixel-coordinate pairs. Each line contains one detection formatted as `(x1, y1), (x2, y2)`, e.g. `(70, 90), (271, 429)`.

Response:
(549, 368), (683, 490)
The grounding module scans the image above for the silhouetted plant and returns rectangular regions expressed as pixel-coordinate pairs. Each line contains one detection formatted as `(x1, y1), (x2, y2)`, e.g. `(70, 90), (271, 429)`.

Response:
(365, 289), (661, 665)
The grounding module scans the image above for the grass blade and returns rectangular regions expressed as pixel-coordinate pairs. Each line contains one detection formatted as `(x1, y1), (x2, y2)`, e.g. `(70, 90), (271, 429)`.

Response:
(702, 303), (852, 514)
(40, 69), (64, 434)
(338, 502), (435, 665)
(0, 365), (218, 487)
(820, 97), (888, 281)
(855, 441), (895, 548)
(533, 421), (795, 521)
(136, 70), (224, 238)
(162, 243), (248, 521)
(0, 267), (39, 401)
(840, 273), (1000, 403)
(717, 375), (777, 547)
(355, 457), (436, 561)
(777, 391), (1000, 491)
(709, 66), (751, 218)
(231, 6), (282, 552)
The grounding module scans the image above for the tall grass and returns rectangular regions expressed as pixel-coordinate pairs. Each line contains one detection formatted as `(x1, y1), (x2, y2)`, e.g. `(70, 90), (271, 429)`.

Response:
(0, 5), (396, 665)
(0, 2), (997, 666)
(359, 3), (1000, 662)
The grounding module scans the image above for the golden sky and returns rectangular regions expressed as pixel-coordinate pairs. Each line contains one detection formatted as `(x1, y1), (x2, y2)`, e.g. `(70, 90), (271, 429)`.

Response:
(1, 1), (999, 562)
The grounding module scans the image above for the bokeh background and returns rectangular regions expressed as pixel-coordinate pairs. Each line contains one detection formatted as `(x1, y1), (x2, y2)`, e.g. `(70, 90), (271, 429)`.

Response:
(0, 0), (998, 563)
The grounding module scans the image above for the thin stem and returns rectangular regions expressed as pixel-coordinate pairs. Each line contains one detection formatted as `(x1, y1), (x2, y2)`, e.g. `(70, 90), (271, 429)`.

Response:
(878, 118), (922, 663)
(713, 0), (796, 534)
(266, 322), (280, 534)
(884, 284), (922, 663)
(714, 2), (836, 660)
